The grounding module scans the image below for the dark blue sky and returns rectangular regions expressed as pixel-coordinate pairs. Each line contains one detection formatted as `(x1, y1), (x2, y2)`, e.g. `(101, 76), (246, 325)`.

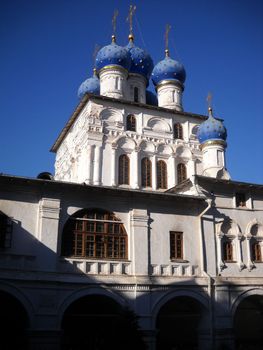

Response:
(1, 0), (262, 184)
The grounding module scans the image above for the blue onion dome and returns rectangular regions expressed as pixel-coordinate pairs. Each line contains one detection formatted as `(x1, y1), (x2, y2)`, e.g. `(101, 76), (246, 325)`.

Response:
(146, 90), (158, 106)
(126, 34), (154, 81)
(95, 35), (131, 73)
(197, 107), (227, 144)
(152, 49), (186, 86)
(78, 69), (100, 99)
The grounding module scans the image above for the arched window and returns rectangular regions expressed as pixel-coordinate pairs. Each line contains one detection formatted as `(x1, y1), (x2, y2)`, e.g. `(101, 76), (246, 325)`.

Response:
(141, 157), (152, 187)
(174, 123), (183, 139)
(157, 160), (167, 189)
(134, 87), (139, 102)
(127, 115), (136, 132)
(61, 209), (128, 259)
(252, 242), (262, 262)
(248, 223), (263, 264)
(118, 154), (129, 185)
(223, 239), (233, 262)
(177, 163), (187, 184)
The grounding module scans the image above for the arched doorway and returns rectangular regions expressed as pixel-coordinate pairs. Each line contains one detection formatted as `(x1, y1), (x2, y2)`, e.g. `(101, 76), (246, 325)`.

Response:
(234, 295), (263, 349)
(0, 290), (29, 349)
(156, 296), (207, 350)
(61, 294), (146, 350)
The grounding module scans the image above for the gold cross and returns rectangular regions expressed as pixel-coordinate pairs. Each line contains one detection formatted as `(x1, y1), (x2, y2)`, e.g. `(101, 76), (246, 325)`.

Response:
(206, 92), (213, 109)
(165, 24), (171, 51)
(127, 5), (136, 34)
(112, 9), (119, 36)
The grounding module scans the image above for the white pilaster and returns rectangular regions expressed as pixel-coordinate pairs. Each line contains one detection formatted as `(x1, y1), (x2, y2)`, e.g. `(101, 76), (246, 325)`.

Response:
(93, 145), (102, 185)
(188, 158), (196, 177)
(132, 148), (139, 189)
(169, 156), (176, 188)
(152, 154), (157, 190)
(111, 146), (117, 187)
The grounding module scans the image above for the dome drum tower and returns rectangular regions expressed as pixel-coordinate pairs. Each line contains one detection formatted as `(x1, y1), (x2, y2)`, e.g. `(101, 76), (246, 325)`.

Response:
(95, 35), (131, 100)
(152, 49), (186, 111)
(197, 107), (230, 179)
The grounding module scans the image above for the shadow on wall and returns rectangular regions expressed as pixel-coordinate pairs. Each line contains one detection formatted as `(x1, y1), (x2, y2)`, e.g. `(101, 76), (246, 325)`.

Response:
(0, 210), (263, 350)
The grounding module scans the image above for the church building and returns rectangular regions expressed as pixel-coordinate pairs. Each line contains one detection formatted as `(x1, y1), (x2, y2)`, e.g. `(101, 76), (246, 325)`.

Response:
(0, 10), (263, 350)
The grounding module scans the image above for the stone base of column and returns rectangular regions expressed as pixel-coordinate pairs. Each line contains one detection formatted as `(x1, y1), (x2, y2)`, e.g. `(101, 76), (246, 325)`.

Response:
(141, 329), (156, 350)
(28, 330), (61, 350)
(214, 328), (235, 350)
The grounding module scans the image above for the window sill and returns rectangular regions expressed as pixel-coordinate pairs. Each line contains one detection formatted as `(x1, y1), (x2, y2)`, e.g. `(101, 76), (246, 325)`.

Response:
(61, 256), (130, 262)
(224, 260), (236, 263)
(170, 259), (189, 263)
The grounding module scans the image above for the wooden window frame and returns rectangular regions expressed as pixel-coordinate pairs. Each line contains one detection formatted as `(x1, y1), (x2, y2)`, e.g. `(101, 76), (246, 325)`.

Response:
(62, 210), (128, 260)
(170, 231), (183, 260)
(127, 115), (136, 132)
(177, 163), (187, 184)
(236, 193), (246, 207)
(118, 154), (130, 185)
(223, 239), (233, 262)
(174, 123), (183, 140)
(0, 212), (12, 249)
(252, 241), (262, 262)
(157, 160), (167, 189)
(141, 157), (152, 188)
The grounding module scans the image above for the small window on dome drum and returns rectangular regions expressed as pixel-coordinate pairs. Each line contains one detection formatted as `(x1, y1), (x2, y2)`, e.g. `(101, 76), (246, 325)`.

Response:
(127, 115), (136, 132)
(134, 87), (139, 102)
(236, 193), (246, 207)
(174, 123), (183, 140)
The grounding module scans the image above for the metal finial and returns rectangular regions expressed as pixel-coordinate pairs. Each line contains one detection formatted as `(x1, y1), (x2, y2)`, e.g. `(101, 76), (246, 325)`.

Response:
(165, 24), (171, 54)
(127, 5), (136, 37)
(112, 9), (119, 37)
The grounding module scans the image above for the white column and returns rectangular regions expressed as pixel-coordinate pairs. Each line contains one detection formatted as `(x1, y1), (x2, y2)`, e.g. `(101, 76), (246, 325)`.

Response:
(93, 145), (102, 185)
(169, 156), (176, 188)
(217, 234), (225, 272)
(152, 154), (157, 190)
(188, 158), (196, 177)
(246, 237), (253, 271)
(237, 235), (245, 271)
(111, 147), (117, 186)
(81, 145), (93, 184)
(133, 149), (139, 189)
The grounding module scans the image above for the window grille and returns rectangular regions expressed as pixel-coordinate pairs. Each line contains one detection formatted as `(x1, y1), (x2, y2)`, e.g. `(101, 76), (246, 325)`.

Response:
(141, 158), (152, 187)
(61, 209), (128, 260)
(170, 231), (183, 260)
(118, 155), (130, 185)
(157, 160), (167, 189)
(127, 115), (136, 132)
(223, 240), (233, 262)
(177, 163), (187, 184)
(174, 123), (183, 139)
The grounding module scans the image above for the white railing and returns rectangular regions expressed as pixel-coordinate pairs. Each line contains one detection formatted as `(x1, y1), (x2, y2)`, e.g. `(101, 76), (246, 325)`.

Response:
(60, 258), (131, 275)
